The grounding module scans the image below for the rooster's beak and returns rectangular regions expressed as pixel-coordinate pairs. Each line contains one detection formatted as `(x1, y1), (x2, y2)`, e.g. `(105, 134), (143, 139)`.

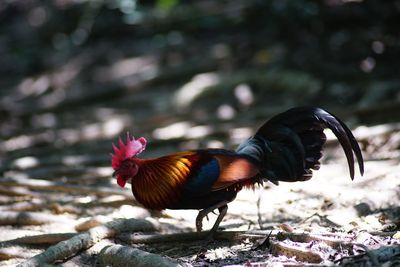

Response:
(113, 170), (126, 188)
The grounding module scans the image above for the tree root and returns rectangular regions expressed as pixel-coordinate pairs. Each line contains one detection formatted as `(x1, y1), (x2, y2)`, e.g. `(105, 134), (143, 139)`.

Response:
(118, 230), (271, 244)
(98, 244), (181, 267)
(1, 233), (76, 246)
(17, 218), (159, 267)
(269, 241), (324, 263)
(276, 231), (354, 250)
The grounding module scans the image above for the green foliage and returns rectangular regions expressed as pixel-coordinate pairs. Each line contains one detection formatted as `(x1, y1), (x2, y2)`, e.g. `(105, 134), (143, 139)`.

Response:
(156, 0), (179, 11)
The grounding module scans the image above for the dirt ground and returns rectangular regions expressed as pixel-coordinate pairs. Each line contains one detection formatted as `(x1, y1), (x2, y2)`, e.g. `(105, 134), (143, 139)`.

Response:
(1, 1), (400, 266)
(0, 122), (399, 266)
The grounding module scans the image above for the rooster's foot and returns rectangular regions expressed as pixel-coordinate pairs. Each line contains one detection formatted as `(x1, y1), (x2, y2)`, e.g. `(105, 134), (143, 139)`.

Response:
(195, 201), (229, 233)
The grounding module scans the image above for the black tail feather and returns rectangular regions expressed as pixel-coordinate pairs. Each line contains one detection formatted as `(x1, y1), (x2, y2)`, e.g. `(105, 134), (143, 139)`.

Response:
(237, 107), (364, 182)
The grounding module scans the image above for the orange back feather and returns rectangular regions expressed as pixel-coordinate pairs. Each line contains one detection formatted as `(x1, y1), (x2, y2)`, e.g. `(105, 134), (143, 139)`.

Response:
(131, 152), (198, 209)
(211, 154), (260, 191)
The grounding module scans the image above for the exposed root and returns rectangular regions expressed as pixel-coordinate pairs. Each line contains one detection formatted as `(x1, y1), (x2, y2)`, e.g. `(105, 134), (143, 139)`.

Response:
(17, 218), (159, 267)
(98, 244), (181, 267)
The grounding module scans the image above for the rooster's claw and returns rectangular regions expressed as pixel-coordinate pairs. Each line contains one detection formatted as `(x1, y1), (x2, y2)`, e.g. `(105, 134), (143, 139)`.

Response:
(195, 201), (229, 233)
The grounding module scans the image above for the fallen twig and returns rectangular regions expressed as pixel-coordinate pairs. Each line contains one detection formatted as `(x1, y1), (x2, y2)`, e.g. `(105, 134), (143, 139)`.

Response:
(119, 229), (358, 247)
(119, 230), (271, 244)
(17, 218), (159, 267)
(269, 241), (324, 263)
(98, 244), (181, 267)
(277, 231), (354, 250)
(1, 233), (76, 246)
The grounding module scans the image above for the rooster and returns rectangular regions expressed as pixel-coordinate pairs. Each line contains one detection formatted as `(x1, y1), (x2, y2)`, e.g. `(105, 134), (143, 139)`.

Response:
(111, 107), (364, 234)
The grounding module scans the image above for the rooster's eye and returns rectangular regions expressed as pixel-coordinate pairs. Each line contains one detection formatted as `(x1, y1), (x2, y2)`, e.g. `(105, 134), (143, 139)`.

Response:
(120, 160), (135, 172)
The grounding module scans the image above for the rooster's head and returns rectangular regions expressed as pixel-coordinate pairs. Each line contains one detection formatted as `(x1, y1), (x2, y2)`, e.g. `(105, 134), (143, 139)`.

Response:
(111, 133), (147, 187)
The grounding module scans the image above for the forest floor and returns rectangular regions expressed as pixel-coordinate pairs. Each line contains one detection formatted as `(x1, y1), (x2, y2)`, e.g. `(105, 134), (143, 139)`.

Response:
(1, 1), (400, 266)
(0, 119), (399, 266)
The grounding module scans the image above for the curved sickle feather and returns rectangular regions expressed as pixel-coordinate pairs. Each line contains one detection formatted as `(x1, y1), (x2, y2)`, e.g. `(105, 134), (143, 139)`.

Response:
(329, 112), (364, 176)
(314, 108), (364, 179)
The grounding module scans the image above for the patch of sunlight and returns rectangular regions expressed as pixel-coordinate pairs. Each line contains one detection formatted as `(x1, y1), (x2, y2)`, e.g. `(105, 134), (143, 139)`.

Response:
(83, 123), (102, 139)
(229, 127), (253, 144)
(76, 196), (94, 204)
(102, 117), (125, 138)
(161, 209), (199, 227)
(94, 108), (115, 120)
(59, 116), (126, 144)
(360, 56), (376, 73)
(352, 123), (400, 140)
(62, 155), (89, 166)
(324, 128), (336, 141)
(174, 73), (220, 109)
(12, 157), (39, 169)
(112, 205), (150, 219)
(207, 140), (224, 148)
(18, 75), (50, 96)
(39, 88), (66, 109)
(95, 110), (128, 136)
(95, 167), (113, 176)
(217, 104), (236, 120)
(59, 129), (80, 144)
(152, 121), (192, 140)
(119, 0), (137, 14)
(94, 55), (158, 81)
(100, 195), (127, 203)
(185, 125), (212, 139)
(2, 135), (34, 151)
(234, 83), (254, 106)
(2, 132), (55, 152)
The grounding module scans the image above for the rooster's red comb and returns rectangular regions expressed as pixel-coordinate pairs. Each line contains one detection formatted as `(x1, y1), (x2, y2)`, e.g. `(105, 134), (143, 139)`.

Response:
(111, 133), (147, 170)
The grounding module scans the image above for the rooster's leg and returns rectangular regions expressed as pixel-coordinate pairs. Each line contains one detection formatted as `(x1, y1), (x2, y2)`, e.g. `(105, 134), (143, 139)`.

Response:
(196, 201), (229, 233)
(209, 205), (228, 234)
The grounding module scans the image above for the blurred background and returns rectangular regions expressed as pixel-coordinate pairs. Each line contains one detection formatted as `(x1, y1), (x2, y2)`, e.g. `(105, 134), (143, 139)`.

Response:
(1, 0), (400, 173)
(1, 0), (400, 206)
(0, 0), (400, 265)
